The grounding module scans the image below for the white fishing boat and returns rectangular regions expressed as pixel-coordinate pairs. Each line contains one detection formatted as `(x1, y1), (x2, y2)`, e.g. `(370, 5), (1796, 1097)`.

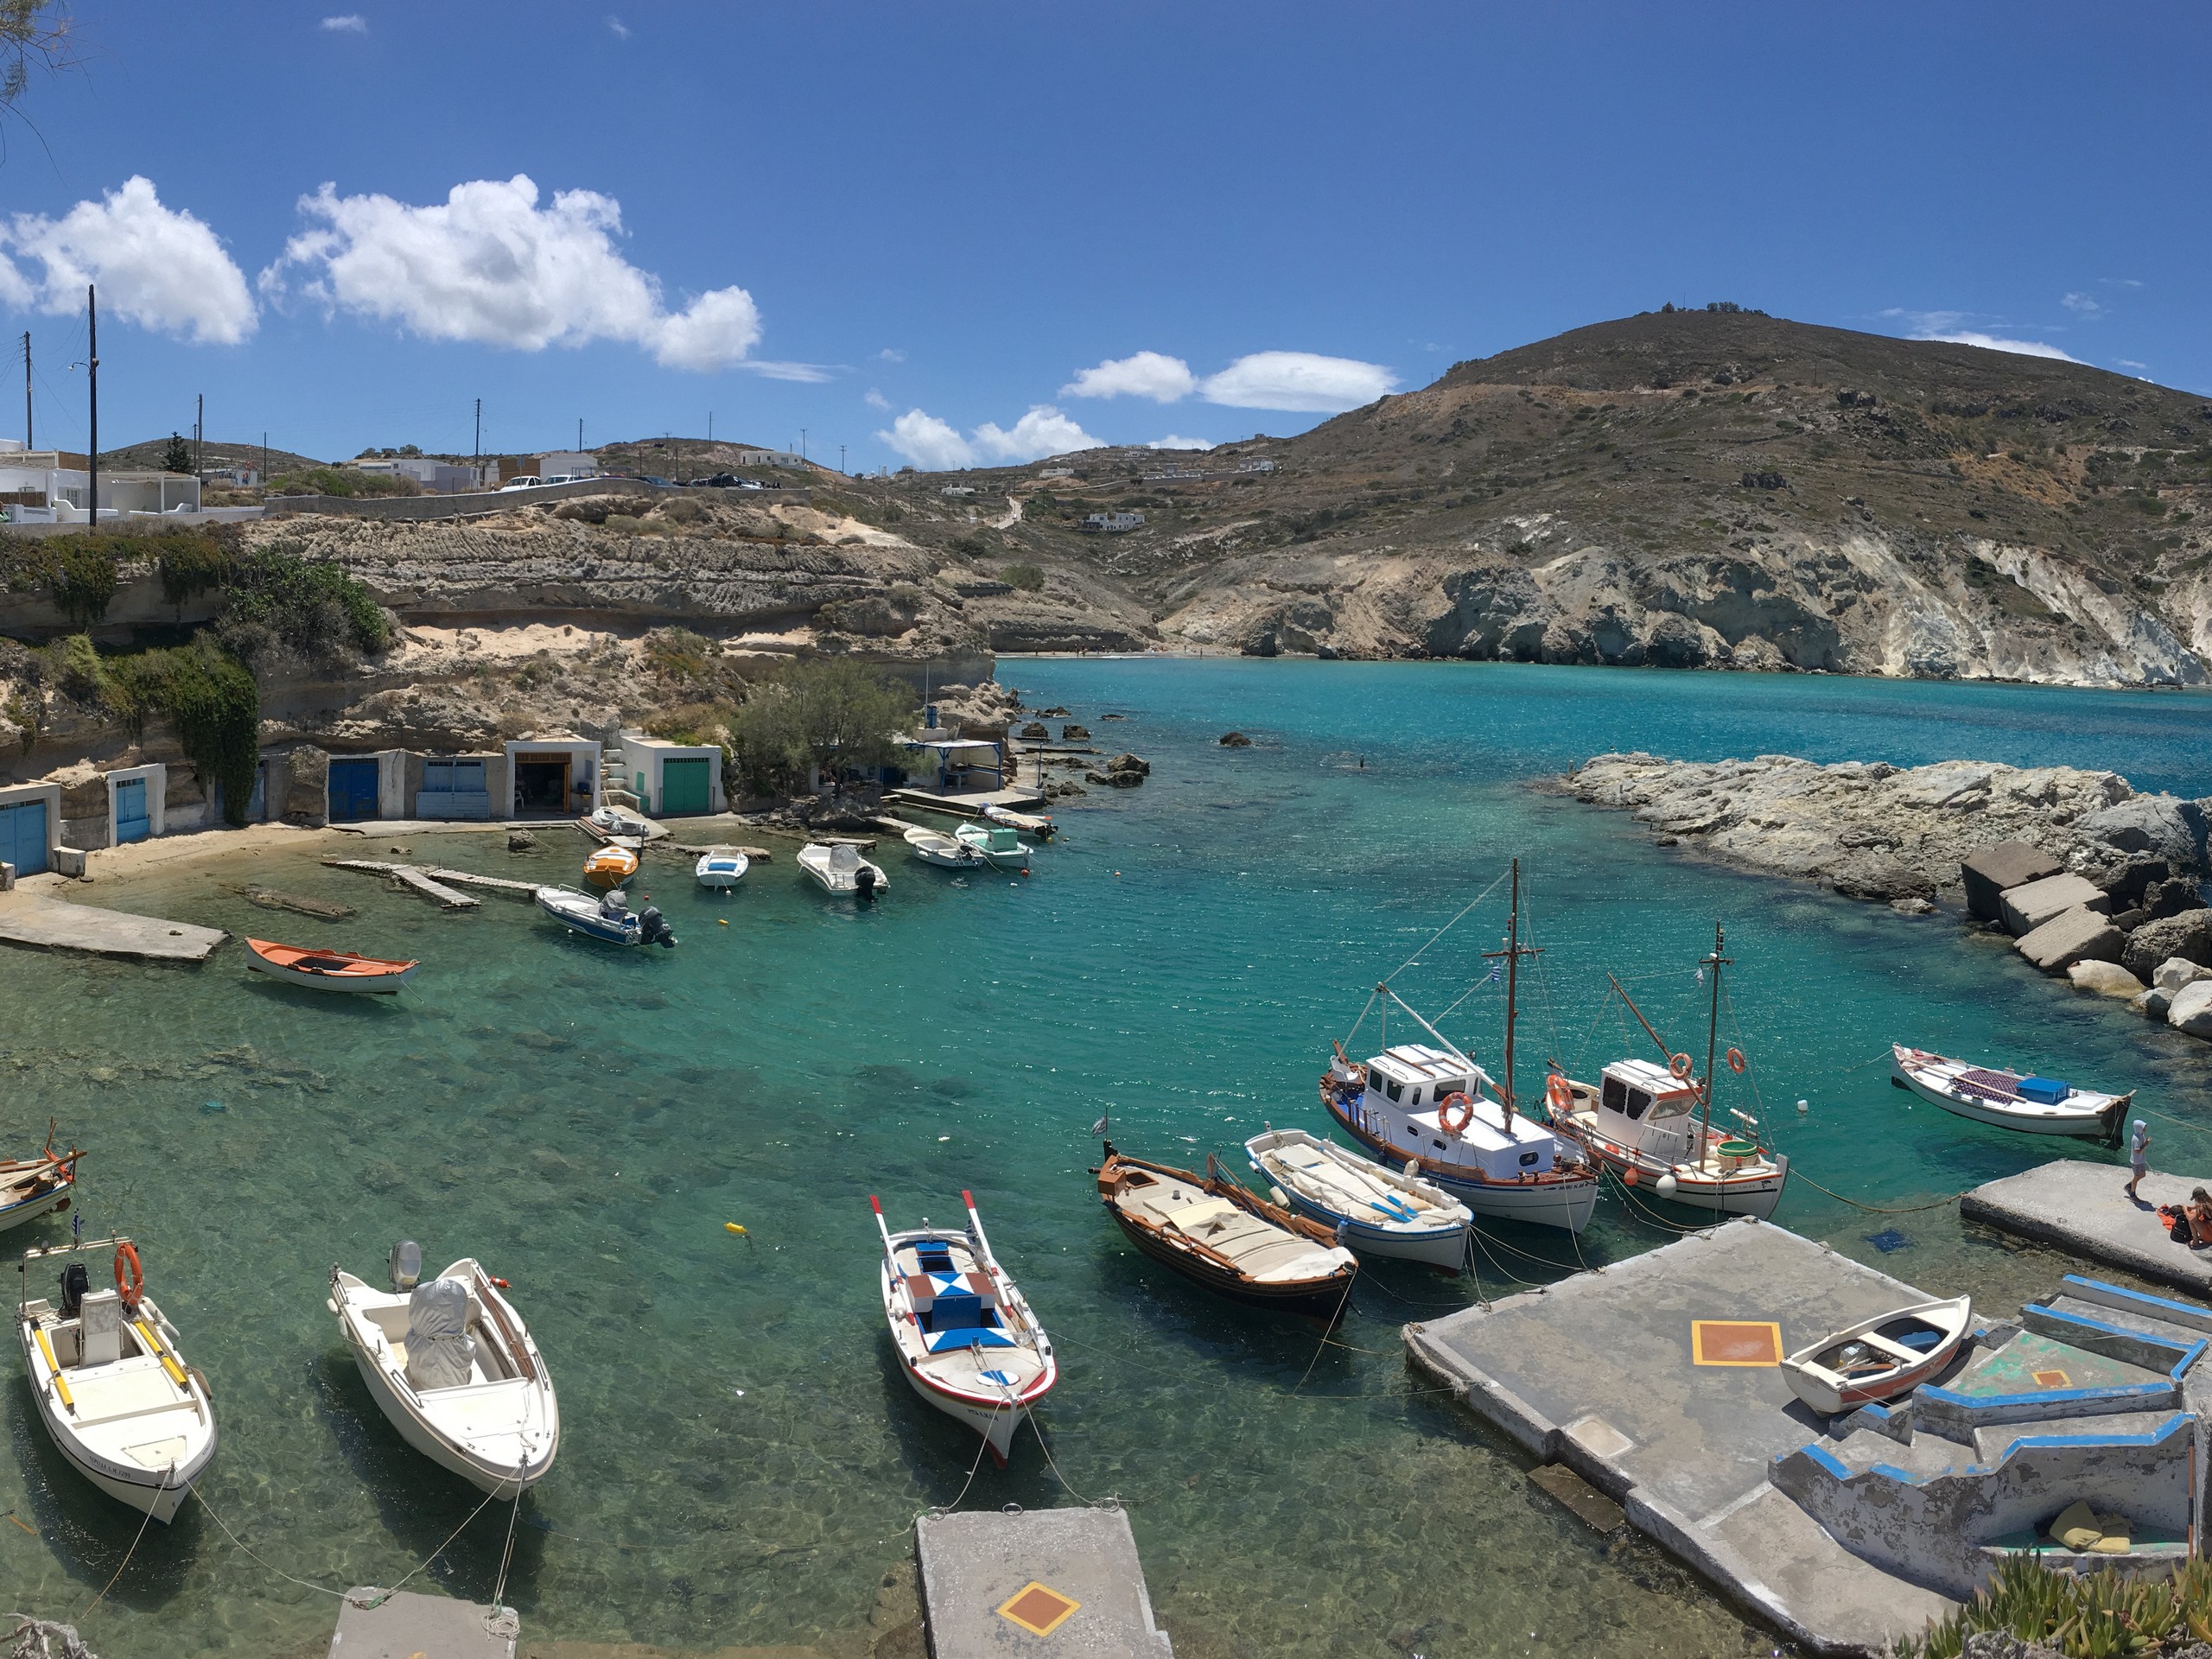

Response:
(327, 1242), (558, 1497)
(1890, 1046), (2129, 1143)
(983, 803), (1055, 840)
(1547, 928), (1789, 1220)
(1780, 1295), (1974, 1417)
(871, 1192), (1055, 1465)
(1322, 862), (1602, 1233)
(1245, 1127), (1471, 1268)
(903, 825), (988, 870)
(534, 884), (677, 947)
(0, 1130), (79, 1235)
(954, 823), (1033, 869)
(800, 842), (887, 898)
(17, 1237), (217, 1522)
(694, 849), (749, 889)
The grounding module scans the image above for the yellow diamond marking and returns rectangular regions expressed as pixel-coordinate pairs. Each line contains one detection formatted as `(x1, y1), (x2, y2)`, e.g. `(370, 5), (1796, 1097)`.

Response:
(997, 1580), (1082, 1637)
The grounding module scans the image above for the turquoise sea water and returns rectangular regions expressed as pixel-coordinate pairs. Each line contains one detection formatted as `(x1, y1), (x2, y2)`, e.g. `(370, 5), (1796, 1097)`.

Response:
(3, 659), (2210, 1658)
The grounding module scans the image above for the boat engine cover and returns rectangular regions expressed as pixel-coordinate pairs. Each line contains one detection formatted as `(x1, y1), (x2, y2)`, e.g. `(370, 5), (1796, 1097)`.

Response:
(58, 1261), (89, 1317)
(404, 1277), (474, 1391)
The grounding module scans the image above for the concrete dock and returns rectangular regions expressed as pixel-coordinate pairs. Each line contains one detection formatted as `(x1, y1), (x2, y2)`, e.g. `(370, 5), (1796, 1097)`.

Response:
(327, 1589), (515, 1657)
(0, 893), (226, 961)
(322, 860), (482, 909)
(916, 1506), (1173, 1658)
(1962, 1159), (2212, 1297)
(1404, 1217), (1956, 1656)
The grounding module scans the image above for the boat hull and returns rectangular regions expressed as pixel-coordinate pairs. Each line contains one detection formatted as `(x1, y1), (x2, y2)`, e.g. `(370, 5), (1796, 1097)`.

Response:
(1325, 1096), (1599, 1233)
(1274, 1188), (1466, 1268)
(897, 1357), (1028, 1461)
(535, 888), (641, 944)
(245, 956), (414, 994)
(1105, 1206), (1351, 1315)
(1567, 1129), (1789, 1220)
(1891, 1050), (2126, 1141)
(1781, 1296), (1973, 1416)
(0, 1179), (73, 1235)
(18, 1302), (216, 1524)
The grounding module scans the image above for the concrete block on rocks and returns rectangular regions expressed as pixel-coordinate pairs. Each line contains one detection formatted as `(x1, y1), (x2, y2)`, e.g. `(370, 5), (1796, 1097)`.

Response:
(2001, 873), (2110, 937)
(2068, 959), (2145, 999)
(1961, 840), (2063, 922)
(2168, 982), (2212, 1039)
(2122, 911), (2212, 982)
(2156, 957), (2212, 994)
(2133, 988), (2171, 1018)
(2016, 906), (2126, 973)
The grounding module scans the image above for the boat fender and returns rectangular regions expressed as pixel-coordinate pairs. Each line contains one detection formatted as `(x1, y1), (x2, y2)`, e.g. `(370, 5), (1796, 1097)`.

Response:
(1545, 1075), (1573, 1112)
(1623, 1167), (1640, 1186)
(1656, 1173), (1679, 1198)
(113, 1241), (144, 1312)
(1436, 1092), (1476, 1135)
(1669, 1053), (1694, 1080)
(492, 1277), (511, 1289)
(188, 1364), (213, 1400)
(1268, 1185), (1289, 1208)
(1403, 1160), (1420, 1180)
(1726, 1047), (1746, 1074)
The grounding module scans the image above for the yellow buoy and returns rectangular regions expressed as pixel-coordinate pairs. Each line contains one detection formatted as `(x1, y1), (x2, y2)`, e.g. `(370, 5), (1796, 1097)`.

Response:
(719, 918), (729, 925)
(725, 1223), (747, 1235)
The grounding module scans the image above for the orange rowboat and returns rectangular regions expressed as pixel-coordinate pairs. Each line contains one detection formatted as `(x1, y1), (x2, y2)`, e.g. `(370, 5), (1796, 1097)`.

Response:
(583, 844), (639, 890)
(245, 938), (419, 995)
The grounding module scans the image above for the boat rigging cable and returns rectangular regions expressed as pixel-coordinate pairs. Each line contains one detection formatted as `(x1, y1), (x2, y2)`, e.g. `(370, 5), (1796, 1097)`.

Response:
(1341, 867), (1514, 1051)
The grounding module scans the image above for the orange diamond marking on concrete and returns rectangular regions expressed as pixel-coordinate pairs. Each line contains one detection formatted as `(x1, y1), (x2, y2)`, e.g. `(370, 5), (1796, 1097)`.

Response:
(997, 1581), (1081, 1637)
(1691, 1319), (1783, 1367)
(2033, 1369), (2072, 1389)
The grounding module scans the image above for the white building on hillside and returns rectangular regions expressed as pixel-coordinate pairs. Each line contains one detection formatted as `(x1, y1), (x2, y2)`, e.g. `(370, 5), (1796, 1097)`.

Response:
(1080, 511), (1144, 533)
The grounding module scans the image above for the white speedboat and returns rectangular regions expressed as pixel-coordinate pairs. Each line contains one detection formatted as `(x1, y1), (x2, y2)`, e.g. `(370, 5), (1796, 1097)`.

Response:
(903, 825), (987, 870)
(1246, 1128), (1471, 1268)
(1890, 1046), (2129, 1142)
(327, 1243), (558, 1497)
(17, 1237), (216, 1522)
(954, 823), (1033, 869)
(1781, 1295), (1973, 1417)
(695, 849), (749, 888)
(800, 842), (887, 898)
(871, 1192), (1056, 1466)
(534, 884), (677, 947)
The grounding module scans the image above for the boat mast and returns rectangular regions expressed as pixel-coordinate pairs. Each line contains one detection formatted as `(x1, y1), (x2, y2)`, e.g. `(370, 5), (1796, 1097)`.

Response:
(1698, 924), (1729, 1158)
(1481, 859), (1541, 1127)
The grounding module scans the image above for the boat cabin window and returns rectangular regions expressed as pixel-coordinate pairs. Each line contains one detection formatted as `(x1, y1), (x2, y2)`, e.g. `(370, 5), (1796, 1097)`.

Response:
(1382, 1075), (1403, 1102)
(1433, 1078), (1463, 1097)
(1519, 1151), (1540, 1166)
(1408, 1086), (1423, 1106)
(1649, 1093), (1692, 1119)
(1602, 1075), (1626, 1113)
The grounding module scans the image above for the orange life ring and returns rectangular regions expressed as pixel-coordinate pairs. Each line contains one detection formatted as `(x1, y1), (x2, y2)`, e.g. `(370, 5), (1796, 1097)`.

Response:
(1436, 1091), (1476, 1135)
(114, 1241), (144, 1311)
(1726, 1047), (1746, 1074)
(1669, 1053), (1694, 1080)
(1545, 1074), (1573, 1112)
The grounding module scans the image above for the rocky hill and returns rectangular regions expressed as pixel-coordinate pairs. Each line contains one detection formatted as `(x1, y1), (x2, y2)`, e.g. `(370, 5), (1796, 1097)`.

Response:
(904, 308), (2212, 685)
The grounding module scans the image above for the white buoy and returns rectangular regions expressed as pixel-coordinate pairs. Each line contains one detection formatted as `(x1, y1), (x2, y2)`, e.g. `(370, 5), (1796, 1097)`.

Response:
(1796, 1098), (1809, 1114)
(1656, 1173), (1679, 1198)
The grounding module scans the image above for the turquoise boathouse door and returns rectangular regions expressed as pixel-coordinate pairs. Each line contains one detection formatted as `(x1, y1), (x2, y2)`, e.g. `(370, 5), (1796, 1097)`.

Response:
(659, 758), (710, 816)
(0, 798), (48, 874)
(113, 778), (149, 843)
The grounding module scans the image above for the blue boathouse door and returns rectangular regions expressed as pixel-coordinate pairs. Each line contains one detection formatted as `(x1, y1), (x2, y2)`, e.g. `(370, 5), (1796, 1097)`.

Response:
(327, 758), (380, 822)
(0, 798), (48, 874)
(113, 778), (149, 843)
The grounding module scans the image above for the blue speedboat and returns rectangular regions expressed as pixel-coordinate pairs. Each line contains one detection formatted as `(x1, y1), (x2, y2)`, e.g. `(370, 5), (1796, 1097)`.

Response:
(534, 885), (675, 948)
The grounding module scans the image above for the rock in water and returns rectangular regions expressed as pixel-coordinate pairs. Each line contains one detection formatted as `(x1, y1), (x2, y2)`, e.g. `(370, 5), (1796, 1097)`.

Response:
(507, 830), (537, 851)
(2016, 907), (2126, 974)
(2155, 957), (2212, 994)
(1219, 731), (1252, 747)
(2122, 912), (2212, 982)
(2168, 981), (2212, 1039)
(2079, 798), (2211, 867)
(2068, 959), (2145, 999)
(1107, 753), (1150, 776)
(2000, 873), (2111, 937)
(1960, 840), (2063, 922)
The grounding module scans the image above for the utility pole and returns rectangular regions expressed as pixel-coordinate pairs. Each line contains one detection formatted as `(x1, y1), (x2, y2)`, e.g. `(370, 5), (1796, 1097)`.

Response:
(799, 428), (807, 461)
(261, 431), (267, 488)
(86, 285), (97, 527)
(473, 397), (482, 484)
(195, 391), (204, 480)
(21, 332), (29, 450)
(707, 410), (713, 443)
(577, 416), (583, 454)
(840, 443), (847, 475)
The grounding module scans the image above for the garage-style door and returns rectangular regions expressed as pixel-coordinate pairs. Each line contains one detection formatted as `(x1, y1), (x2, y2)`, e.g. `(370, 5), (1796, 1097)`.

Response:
(0, 798), (48, 874)
(659, 758), (711, 817)
(328, 758), (380, 822)
(114, 777), (150, 843)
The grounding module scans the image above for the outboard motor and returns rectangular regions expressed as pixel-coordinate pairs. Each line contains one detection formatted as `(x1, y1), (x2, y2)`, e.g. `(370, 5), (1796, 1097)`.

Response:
(855, 863), (878, 902)
(639, 902), (676, 949)
(58, 1261), (88, 1318)
(389, 1238), (423, 1293)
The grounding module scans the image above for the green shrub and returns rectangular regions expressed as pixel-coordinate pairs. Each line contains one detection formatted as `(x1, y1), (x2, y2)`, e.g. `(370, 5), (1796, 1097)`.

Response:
(726, 658), (915, 796)
(214, 544), (391, 667)
(1898, 1554), (2212, 1659)
(264, 467), (421, 499)
(45, 537), (120, 626)
(109, 642), (259, 825)
(1002, 563), (1045, 591)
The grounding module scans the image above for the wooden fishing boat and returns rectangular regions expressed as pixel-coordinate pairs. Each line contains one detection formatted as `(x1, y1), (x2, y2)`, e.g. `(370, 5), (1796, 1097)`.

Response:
(245, 938), (419, 995)
(1780, 1295), (1974, 1416)
(17, 1236), (217, 1522)
(1245, 1127), (1471, 1268)
(870, 1192), (1056, 1465)
(0, 1128), (79, 1235)
(800, 842), (887, 898)
(955, 823), (1033, 869)
(1095, 1145), (1357, 1315)
(694, 849), (749, 888)
(903, 825), (988, 870)
(1890, 1046), (2129, 1143)
(1547, 927), (1789, 1220)
(583, 843), (639, 890)
(327, 1243), (558, 1497)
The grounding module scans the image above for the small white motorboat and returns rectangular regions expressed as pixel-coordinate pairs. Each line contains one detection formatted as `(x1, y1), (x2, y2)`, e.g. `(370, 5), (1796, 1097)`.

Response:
(1780, 1295), (1974, 1416)
(954, 823), (1033, 869)
(584, 805), (652, 841)
(17, 1237), (217, 1522)
(327, 1242), (559, 1497)
(1891, 1046), (2128, 1142)
(1245, 1127), (1471, 1269)
(695, 849), (749, 889)
(983, 803), (1054, 840)
(872, 1192), (1056, 1466)
(534, 884), (677, 948)
(800, 842), (887, 899)
(903, 825), (988, 870)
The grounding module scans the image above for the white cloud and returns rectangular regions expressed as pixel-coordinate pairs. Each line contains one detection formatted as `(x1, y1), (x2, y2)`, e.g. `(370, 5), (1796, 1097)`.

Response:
(2061, 291), (2102, 317)
(1919, 330), (2081, 363)
(1062, 350), (1196, 403)
(863, 388), (891, 410)
(321, 14), (367, 32)
(0, 176), (255, 345)
(879, 410), (974, 470)
(605, 14), (630, 39)
(1200, 351), (1395, 411)
(261, 175), (761, 371)
(876, 346), (906, 363)
(740, 359), (832, 383)
(2116, 358), (2149, 370)
(878, 404), (1103, 470)
(1146, 434), (1211, 450)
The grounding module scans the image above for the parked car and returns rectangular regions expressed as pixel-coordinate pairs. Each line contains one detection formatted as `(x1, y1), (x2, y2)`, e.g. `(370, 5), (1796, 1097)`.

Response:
(499, 475), (544, 492)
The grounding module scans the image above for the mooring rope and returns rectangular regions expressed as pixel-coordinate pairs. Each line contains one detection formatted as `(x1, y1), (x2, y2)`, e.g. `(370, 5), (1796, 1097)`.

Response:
(1787, 1172), (1969, 1215)
(79, 1466), (167, 1619)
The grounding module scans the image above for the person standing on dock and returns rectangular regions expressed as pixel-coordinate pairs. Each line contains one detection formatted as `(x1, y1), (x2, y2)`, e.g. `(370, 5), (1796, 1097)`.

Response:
(2126, 1120), (2152, 1202)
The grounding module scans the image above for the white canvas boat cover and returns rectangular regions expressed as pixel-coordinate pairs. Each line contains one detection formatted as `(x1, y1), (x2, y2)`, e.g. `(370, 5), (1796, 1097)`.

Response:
(404, 1278), (473, 1391)
(830, 843), (860, 874)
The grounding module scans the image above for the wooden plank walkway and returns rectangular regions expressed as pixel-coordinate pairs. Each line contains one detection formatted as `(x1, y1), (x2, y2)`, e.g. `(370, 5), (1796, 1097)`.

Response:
(0, 895), (227, 961)
(321, 860), (480, 910)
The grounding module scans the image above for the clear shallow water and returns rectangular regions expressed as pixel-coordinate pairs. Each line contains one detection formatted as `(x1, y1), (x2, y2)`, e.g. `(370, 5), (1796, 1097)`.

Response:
(1, 659), (2209, 1658)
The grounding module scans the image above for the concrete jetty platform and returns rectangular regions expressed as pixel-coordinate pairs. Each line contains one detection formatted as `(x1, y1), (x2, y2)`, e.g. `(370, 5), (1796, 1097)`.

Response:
(327, 1588), (515, 1657)
(1404, 1217), (1956, 1656)
(0, 893), (226, 961)
(1962, 1159), (2212, 1297)
(916, 1506), (1173, 1658)
(322, 860), (481, 909)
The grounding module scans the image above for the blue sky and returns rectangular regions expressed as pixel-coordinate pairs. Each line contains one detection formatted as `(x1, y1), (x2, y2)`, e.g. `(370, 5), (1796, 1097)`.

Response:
(0, 2), (2205, 471)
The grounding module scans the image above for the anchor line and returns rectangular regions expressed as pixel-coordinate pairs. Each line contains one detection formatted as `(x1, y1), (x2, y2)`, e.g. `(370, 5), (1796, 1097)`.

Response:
(80, 1463), (168, 1618)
